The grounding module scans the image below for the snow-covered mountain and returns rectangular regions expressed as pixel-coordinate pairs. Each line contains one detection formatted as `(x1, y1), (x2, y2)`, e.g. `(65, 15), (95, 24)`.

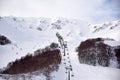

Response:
(91, 20), (120, 41)
(0, 16), (120, 80)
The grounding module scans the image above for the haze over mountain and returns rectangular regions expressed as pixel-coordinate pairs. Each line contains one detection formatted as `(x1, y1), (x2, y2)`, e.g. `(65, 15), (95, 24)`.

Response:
(0, 0), (120, 23)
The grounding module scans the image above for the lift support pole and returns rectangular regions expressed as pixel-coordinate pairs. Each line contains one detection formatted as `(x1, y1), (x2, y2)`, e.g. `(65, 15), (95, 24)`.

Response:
(68, 70), (70, 80)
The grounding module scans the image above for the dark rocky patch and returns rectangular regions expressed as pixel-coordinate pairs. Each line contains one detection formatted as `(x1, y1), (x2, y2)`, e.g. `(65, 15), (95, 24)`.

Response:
(0, 35), (11, 45)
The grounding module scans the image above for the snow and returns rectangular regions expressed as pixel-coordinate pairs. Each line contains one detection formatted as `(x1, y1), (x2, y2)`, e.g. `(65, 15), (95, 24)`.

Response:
(91, 20), (120, 41)
(104, 41), (120, 47)
(0, 16), (120, 80)
(0, 17), (58, 68)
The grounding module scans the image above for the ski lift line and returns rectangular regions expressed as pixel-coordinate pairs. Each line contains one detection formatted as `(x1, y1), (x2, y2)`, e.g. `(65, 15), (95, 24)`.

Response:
(64, 53), (74, 79)
(56, 32), (74, 80)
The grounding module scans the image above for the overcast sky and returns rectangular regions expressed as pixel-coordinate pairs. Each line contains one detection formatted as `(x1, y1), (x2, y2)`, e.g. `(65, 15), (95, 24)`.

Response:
(0, 0), (120, 23)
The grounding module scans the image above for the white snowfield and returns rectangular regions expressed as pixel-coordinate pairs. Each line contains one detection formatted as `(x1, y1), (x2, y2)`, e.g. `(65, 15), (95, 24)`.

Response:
(0, 16), (120, 80)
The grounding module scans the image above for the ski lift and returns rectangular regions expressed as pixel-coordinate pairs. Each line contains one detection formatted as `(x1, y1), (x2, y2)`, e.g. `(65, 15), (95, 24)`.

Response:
(67, 53), (69, 55)
(64, 41), (67, 48)
(64, 62), (66, 64)
(71, 74), (74, 77)
(63, 58), (66, 61)
(67, 57), (70, 59)
(68, 61), (71, 63)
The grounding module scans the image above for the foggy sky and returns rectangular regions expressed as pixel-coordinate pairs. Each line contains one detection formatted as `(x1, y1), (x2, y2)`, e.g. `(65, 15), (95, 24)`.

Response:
(0, 0), (120, 23)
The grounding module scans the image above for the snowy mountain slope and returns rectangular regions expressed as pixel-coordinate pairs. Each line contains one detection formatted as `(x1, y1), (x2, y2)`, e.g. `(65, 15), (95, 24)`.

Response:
(0, 16), (120, 80)
(0, 16), (92, 68)
(91, 20), (120, 41)
(0, 17), (59, 68)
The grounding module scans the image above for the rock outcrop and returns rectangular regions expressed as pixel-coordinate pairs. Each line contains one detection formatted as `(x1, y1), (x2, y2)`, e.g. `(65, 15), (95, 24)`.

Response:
(0, 35), (11, 45)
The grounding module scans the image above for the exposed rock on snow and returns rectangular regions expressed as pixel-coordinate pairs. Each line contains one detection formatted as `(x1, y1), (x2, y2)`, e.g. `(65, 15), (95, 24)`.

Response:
(0, 35), (11, 45)
(77, 38), (120, 68)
